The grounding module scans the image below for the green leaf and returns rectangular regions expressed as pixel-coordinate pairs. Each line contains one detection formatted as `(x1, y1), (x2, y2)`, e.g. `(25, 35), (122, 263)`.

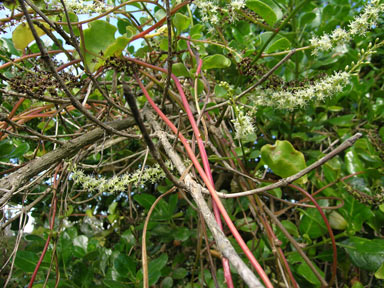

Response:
(14, 250), (39, 272)
(148, 253), (168, 286)
(342, 237), (384, 272)
(172, 13), (191, 32)
(103, 279), (128, 288)
(3, 37), (22, 56)
(173, 267), (188, 279)
(66, 205), (74, 217)
(134, 193), (156, 210)
(73, 235), (88, 257)
(174, 227), (191, 241)
(172, 63), (190, 77)
(152, 199), (172, 220)
(108, 201), (118, 215)
(12, 21), (50, 50)
(328, 211), (347, 230)
(0, 141), (14, 158)
(299, 12), (316, 27)
(261, 140), (307, 184)
(80, 20), (117, 72)
(345, 148), (364, 174)
(297, 261), (324, 286)
(214, 84), (228, 98)
(375, 262), (384, 279)
(258, 32), (291, 53)
(114, 253), (136, 279)
(102, 37), (130, 59)
(37, 120), (55, 131)
(338, 194), (374, 233)
(266, 37), (291, 53)
(11, 142), (30, 158)
(299, 208), (327, 239)
(246, 0), (277, 26)
(235, 217), (257, 232)
(161, 277), (173, 288)
(202, 54), (231, 70)
(281, 220), (299, 238)
(159, 38), (169, 51)
(328, 114), (355, 127)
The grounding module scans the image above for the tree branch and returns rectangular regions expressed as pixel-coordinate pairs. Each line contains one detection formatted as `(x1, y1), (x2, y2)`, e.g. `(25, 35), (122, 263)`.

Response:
(0, 118), (134, 205)
(145, 109), (264, 288)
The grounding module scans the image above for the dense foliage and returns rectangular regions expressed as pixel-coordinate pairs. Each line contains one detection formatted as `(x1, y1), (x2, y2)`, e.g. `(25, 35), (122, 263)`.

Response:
(0, 0), (383, 287)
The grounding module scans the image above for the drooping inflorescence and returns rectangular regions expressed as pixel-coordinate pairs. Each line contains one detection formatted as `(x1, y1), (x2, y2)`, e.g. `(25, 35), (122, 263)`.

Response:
(310, 0), (384, 55)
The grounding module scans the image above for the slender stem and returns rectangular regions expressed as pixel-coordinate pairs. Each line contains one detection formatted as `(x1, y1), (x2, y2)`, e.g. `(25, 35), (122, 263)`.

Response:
(130, 58), (273, 287)
(142, 188), (176, 288)
(289, 184), (337, 287)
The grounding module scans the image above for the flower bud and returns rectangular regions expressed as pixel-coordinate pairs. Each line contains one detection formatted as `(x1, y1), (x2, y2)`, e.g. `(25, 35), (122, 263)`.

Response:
(329, 211), (347, 230)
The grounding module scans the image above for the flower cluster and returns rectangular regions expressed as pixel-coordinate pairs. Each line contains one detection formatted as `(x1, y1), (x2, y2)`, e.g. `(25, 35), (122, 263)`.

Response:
(54, 0), (107, 14)
(251, 71), (350, 110)
(70, 162), (173, 193)
(194, 0), (220, 24)
(194, 0), (245, 24)
(310, 0), (384, 55)
(230, 0), (246, 10)
(231, 110), (255, 139)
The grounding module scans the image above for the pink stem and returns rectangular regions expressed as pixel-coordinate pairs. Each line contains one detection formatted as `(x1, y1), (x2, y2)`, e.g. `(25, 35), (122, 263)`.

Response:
(131, 60), (273, 287)
(192, 54), (233, 287)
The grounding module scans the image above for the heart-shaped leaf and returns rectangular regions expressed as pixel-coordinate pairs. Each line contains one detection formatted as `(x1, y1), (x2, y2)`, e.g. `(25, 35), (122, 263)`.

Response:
(80, 20), (117, 72)
(13, 21), (50, 50)
(172, 13), (191, 33)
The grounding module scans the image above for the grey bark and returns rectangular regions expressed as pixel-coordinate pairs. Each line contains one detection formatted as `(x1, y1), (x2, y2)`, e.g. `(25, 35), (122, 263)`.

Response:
(145, 110), (264, 288)
(0, 118), (135, 206)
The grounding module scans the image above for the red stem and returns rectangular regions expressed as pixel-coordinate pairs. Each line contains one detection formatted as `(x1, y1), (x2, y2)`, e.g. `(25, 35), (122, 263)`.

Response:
(129, 1), (188, 43)
(131, 58), (273, 287)
(28, 166), (60, 288)
(289, 184), (337, 287)
(0, 97), (25, 138)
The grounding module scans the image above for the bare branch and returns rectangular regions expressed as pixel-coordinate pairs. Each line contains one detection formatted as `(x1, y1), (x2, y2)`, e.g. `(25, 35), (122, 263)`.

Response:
(145, 109), (264, 288)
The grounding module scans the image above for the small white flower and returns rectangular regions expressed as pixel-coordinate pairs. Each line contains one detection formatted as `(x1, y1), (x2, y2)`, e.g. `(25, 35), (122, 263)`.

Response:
(310, 0), (384, 54)
(232, 111), (255, 139)
(231, 0), (245, 10)
(250, 71), (350, 109)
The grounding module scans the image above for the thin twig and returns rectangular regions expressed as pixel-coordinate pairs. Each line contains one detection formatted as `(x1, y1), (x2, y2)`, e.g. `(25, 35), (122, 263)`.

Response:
(214, 133), (362, 198)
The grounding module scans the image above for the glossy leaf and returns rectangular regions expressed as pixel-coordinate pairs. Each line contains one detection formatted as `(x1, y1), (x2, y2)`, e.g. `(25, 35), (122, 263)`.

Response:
(246, 0), (277, 25)
(342, 237), (384, 272)
(261, 140), (307, 184)
(133, 193), (156, 210)
(345, 148), (364, 174)
(202, 54), (231, 70)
